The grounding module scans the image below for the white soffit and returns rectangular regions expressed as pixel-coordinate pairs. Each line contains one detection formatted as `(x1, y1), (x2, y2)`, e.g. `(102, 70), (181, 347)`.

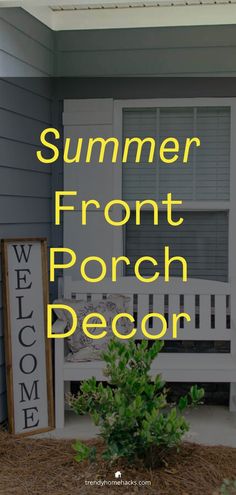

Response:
(1, 0), (236, 29)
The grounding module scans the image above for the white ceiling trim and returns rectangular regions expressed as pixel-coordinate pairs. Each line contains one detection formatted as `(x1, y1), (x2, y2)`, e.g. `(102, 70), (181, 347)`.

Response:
(1, 1), (236, 30)
(1, 0), (235, 6)
(50, 4), (236, 30)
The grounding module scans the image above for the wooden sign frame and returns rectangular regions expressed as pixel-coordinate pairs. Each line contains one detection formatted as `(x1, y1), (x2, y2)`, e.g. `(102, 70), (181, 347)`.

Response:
(1, 238), (54, 435)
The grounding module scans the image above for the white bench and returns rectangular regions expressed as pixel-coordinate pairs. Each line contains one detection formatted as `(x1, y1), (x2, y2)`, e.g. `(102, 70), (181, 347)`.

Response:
(54, 276), (236, 428)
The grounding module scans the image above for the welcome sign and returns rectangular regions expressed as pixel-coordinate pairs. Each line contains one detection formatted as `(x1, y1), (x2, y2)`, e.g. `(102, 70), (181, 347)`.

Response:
(2, 239), (54, 435)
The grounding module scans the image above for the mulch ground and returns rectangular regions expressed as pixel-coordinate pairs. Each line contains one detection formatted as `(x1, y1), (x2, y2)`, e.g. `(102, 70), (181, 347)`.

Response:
(0, 431), (236, 495)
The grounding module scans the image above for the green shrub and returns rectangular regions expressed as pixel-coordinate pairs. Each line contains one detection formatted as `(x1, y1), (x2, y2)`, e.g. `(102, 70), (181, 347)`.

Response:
(219, 479), (236, 495)
(69, 340), (204, 465)
(72, 440), (96, 463)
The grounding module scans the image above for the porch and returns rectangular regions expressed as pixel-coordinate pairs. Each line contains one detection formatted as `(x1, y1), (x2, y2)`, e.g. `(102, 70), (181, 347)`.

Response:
(37, 406), (236, 447)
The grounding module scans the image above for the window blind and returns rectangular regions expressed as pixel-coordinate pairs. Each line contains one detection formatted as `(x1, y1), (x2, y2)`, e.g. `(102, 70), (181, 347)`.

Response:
(122, 107), (230, 201)
(125, 211), (228, 282)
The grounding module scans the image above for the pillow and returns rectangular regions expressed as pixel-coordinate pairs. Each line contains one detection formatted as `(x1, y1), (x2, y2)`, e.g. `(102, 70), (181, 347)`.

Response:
(53, 295), (132, 361)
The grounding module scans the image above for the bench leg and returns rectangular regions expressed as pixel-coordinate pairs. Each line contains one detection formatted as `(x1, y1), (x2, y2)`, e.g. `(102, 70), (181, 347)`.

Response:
(65, 381), (71, 411)
(55, 340), (65, 429)
(230, 383), (236, 412)
(55, 379), (65, 428)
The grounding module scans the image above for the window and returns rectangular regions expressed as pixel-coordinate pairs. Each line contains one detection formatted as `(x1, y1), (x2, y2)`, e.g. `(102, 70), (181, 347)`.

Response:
(122, 104), (230, 282)
(125, 211), (228, 282)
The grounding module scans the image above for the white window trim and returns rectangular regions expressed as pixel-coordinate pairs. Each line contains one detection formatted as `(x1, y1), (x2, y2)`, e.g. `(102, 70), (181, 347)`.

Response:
(3, 2), (236, 30)
(112, 97), (236, 284)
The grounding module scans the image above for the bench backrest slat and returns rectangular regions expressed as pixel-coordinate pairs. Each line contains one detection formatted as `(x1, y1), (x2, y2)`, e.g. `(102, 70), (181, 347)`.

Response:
(63, 276), (231, 341)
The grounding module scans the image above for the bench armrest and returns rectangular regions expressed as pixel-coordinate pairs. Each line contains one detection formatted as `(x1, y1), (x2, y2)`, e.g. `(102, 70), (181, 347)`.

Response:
(52, 318), (68, 335)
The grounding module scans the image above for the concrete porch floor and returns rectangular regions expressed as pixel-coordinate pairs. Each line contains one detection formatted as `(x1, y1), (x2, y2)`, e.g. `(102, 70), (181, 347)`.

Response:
(37, 406), (236, 447)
